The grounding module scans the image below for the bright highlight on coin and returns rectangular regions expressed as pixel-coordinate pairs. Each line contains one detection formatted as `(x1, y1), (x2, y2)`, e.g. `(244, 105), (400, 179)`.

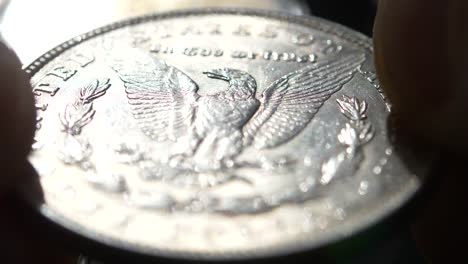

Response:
(27, 9), (425, 260)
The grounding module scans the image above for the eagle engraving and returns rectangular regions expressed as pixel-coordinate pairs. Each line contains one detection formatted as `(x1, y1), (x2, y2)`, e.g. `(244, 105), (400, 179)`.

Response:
(111, 50), (365, 172)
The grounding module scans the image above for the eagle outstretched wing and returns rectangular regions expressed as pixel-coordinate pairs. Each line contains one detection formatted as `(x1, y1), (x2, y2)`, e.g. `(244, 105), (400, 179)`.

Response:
(243, 53), (366, 149)
(110, 49), (199, 141)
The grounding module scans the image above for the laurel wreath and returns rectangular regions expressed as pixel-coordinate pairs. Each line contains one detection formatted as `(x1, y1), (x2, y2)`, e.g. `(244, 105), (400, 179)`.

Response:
(58, 78), (110, 167)
(117, 95), (375, 214)
(320, 95), (374, 185)
(337, 95), (374, 148)
(56, 79), (375, 214)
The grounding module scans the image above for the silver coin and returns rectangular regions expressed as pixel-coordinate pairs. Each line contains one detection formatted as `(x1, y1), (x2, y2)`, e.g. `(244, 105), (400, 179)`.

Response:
(27, 9), (425, 260)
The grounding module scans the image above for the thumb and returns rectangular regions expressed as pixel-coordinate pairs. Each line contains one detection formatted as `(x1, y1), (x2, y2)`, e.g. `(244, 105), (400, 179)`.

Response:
(0, 40), (36, 193)
(373, 0), (468, 152)
(374, 1), (468, 262)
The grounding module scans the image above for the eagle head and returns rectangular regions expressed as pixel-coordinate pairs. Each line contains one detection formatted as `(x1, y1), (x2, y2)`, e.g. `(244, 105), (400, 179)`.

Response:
(203, 68), (257, 97)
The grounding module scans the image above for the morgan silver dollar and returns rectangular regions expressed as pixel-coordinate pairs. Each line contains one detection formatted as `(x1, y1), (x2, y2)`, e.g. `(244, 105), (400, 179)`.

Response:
(27, 9), (424, 260)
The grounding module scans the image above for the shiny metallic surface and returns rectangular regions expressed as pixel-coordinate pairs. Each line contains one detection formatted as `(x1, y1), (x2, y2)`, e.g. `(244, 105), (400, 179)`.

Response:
(0, 0), (308, 64)
(27, 9), (424, 260)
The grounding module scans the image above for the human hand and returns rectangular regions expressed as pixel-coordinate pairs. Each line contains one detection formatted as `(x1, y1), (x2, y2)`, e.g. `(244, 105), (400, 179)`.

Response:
(373, 0), (467, 262)
(0, 41), (76, 263)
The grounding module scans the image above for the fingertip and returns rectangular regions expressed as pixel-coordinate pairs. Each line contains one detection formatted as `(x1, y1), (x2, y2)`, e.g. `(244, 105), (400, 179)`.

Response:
(373, 0), (468, 152)
(0, 40), (36, 190)
(374, 0), (448, 110)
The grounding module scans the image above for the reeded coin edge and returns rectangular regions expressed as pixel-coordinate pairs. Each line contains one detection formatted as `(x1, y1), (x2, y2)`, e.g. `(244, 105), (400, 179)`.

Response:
(25, 8), (417, 261)
(23, 8), (373, 76)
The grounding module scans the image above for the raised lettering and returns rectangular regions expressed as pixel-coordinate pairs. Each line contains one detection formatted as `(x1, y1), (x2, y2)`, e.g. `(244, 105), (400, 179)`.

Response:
(233, 25), (251, 36)
(69, 52), (94, 67)
(183, 47), (198, 56)
(292, 34), (314, 46)
(206, 23), (222, 35)
(47, 66), (77, 81)
(231, 50), (247, 59)
(181, 26), (201, 35)
(35, 116), (43, 129)
(33, 82), (60, 96)
(199, 48), (212, 57)
(259, 26), (278, 39)
(35, 103), (48, 111)
(322, 40), (342, 54)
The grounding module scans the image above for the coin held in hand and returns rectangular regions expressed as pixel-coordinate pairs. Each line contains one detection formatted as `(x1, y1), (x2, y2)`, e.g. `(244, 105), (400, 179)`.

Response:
(26, 9), (427, 261)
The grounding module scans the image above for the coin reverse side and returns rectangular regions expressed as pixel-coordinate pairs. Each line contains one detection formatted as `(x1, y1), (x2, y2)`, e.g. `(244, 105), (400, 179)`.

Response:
(27, 9), (422, 260)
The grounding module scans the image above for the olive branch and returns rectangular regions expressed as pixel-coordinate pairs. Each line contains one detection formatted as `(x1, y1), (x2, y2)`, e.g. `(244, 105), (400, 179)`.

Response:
(321, 95), (374, 185)
(57, 78), (127, 193)
(58, 79), (110, 165)
(60, 79), (110, 136)
(336, 95), (374, 154)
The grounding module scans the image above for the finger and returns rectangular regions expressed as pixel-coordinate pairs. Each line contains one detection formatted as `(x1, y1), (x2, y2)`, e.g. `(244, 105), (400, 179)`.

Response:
(409, 156), (468, 263)
(0, 163), (76, 263)
(0, 37), (69, 263)
(373, 0), (468, 152)
(374, 1), (468, 262)
(0, 197), (78, 264)
(0, 40), (36, 193)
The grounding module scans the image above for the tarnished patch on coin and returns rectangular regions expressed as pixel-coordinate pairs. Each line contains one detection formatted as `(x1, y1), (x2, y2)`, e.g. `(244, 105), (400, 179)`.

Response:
(27, 9), (423, 260)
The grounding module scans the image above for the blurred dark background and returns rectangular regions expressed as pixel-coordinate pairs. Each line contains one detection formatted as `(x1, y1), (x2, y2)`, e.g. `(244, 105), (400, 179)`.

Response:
(307, 0), (377, 36)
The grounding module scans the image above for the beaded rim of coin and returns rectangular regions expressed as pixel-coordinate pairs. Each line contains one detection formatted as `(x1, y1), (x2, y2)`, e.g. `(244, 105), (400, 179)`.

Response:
(24, 8), (426, 260)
